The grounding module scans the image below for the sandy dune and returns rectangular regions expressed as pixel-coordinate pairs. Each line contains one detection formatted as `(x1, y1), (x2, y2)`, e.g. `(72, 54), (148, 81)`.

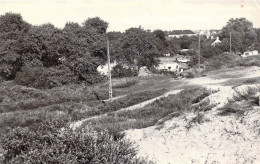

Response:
(124, 67), (260, 164)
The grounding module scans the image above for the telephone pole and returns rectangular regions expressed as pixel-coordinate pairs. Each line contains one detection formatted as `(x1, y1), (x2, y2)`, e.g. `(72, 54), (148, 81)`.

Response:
(198, 30), (201, 70)
(107, 40), (112, 101)
(229, 31), (232, 54)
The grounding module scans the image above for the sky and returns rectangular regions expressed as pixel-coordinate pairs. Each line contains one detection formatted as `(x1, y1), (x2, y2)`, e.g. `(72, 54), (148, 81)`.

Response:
(0, 0), (259, 32)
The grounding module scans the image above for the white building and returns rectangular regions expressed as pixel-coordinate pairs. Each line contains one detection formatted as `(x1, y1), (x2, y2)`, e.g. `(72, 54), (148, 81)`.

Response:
(97, 61), (118, 76)
(168, 33), (197, 38)
(156, 57), (179, 73)
(241, 50), (259, 58)
(211, 36), (221, 46)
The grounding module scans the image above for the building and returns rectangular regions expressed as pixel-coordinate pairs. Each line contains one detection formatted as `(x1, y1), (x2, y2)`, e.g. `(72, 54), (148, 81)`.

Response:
(167, 30), (197, 39)
(156, 57), (179, 72)
(241, 50), (259, 58)
(97, 61), (118, 76)
(177, 56), (191, 63)
(202, 36), (221, 47)
(97, 61), (136, 76)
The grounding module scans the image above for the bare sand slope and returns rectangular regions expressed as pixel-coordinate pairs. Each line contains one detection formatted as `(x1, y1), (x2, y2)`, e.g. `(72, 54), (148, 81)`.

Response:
(125, 67), (260, 164)
(125, 106), (260, 164)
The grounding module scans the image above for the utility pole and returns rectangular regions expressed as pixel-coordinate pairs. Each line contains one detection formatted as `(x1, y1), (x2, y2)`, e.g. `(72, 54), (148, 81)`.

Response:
(229, 30), (232, 54)
(198, 30), (201, 70)
(107, 40), (112, 101)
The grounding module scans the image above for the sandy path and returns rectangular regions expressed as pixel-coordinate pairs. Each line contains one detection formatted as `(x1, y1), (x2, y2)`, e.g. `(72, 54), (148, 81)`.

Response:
(70, 89), (182, 130)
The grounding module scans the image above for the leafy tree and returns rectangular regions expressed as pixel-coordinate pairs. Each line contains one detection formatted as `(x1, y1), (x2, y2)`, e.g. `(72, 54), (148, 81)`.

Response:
(0, 13), (30, 80)
(153, 29), (166, 41)
(201, 46), (223, 59)
(255, 28), (260, 42)
(121, 27), (160, 70)
(153, 29), (168, 53)
(83, 17), (108, 34)
(220, 18), (257, 52)
(166, 39), (181, 54)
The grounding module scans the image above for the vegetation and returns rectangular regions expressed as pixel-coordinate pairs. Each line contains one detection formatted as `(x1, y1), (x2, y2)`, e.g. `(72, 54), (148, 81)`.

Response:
(87, 89), (168, 117)
(219, 18), (257, 53)
(0, 120), (150, 164)
(218, 86), (260, 117)
(82, 87), (214, 135)
(1, 11), (260, 164)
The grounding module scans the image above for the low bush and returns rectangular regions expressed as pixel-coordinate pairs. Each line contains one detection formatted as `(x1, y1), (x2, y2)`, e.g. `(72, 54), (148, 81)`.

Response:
(15, 66), (78, 89)
(113, 79), (137, 89)
(111, 65), (138, 78)
(205, 53), (242, 71)
(94, 89), (167, 115)
(0, 121), (150, 164)
(86, 87), (215, 135)
(217, 103), (244, 117)
(118, 87), (212, 120)
(0, 83), (113, 113)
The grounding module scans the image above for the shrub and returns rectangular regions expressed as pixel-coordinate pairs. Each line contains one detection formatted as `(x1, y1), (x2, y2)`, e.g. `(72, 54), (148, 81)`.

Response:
(95, 89), (167, 115)
(0, 121), (150, 164)
(205, 53), (242, 71)
(111, 65), (137, 78)
(113, 79), (137, 89)
(88, 87), (215, 134)
(201, 46), (223, 59)
(15, 66), (77, 89)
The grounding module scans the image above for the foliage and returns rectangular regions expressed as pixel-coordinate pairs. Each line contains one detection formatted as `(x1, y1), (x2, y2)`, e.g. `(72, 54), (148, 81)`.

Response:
(120, 27), (160, 70)
(111, 65), (137, 78)
(0, 13), (109, 88)
(219, 18), (257, 52)
(86, 87), (214, 135)
(0, 121), (149, 164)
(204, 53), (242, 71)
(0, 13), (30, 80)
(91, 89), (167, 116)
(201, 46), (223, 59)
(112, 79), (137, 89)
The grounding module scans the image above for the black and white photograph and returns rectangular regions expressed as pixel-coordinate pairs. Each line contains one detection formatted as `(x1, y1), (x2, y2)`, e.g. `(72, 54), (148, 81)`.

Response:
(0, 0), (260, 163)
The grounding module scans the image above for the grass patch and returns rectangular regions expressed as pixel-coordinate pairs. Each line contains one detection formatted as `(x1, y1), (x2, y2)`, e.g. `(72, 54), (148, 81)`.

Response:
(85, 88), (168, 117)
(218, 86), (260, 117)
(82, 87), (215, 136)
(222, 76), (260, 88)
(217, 103), (245, 117)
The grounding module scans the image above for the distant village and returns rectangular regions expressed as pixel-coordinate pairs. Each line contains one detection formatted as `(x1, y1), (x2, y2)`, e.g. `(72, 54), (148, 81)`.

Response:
(98, 29), (259, 76)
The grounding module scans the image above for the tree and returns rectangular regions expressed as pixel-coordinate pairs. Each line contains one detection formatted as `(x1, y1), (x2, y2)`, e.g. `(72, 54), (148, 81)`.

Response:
(83, 17), (108, 34)
(153, 29), (168, 54)
(153, 29), (166, 41)
(201, 46), (223, 59)
(255, 28), (260, 42)
(220, 18), (257, 52)
(121, 27), (160, 70)
(179, 35), (193, 49)
(0, 13), (30, 80)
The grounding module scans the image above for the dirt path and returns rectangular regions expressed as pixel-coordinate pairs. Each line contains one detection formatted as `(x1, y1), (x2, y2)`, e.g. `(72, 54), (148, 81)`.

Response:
(124, 67), (260, 164)
(70, 89), (182, 130)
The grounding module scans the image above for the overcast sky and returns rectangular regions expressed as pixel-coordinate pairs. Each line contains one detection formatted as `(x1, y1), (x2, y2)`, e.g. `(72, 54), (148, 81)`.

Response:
(0, 0), (259, 32)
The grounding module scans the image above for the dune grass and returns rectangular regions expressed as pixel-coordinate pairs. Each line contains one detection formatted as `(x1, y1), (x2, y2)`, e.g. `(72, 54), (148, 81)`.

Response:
(81, 87), (215, 136)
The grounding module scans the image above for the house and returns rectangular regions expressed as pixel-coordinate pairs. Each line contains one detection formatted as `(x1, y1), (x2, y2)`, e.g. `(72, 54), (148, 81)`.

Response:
(241, 50), (259, 58)
(156, 57), (179, 73)
(98, 60), (136, 76)
(97, 61), (118, 76)
(167, 30), (197, 39)
(177, 56), (191, 63)
(202, 36), (221, 47)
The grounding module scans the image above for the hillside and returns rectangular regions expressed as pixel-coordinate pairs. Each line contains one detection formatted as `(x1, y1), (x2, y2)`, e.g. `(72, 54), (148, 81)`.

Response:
(125, 67), (260, 163)
(1, 66), (260, 163)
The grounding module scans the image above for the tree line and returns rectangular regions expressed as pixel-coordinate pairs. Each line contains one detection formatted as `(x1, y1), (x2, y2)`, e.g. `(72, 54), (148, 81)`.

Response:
(0, 13), (260, 88)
